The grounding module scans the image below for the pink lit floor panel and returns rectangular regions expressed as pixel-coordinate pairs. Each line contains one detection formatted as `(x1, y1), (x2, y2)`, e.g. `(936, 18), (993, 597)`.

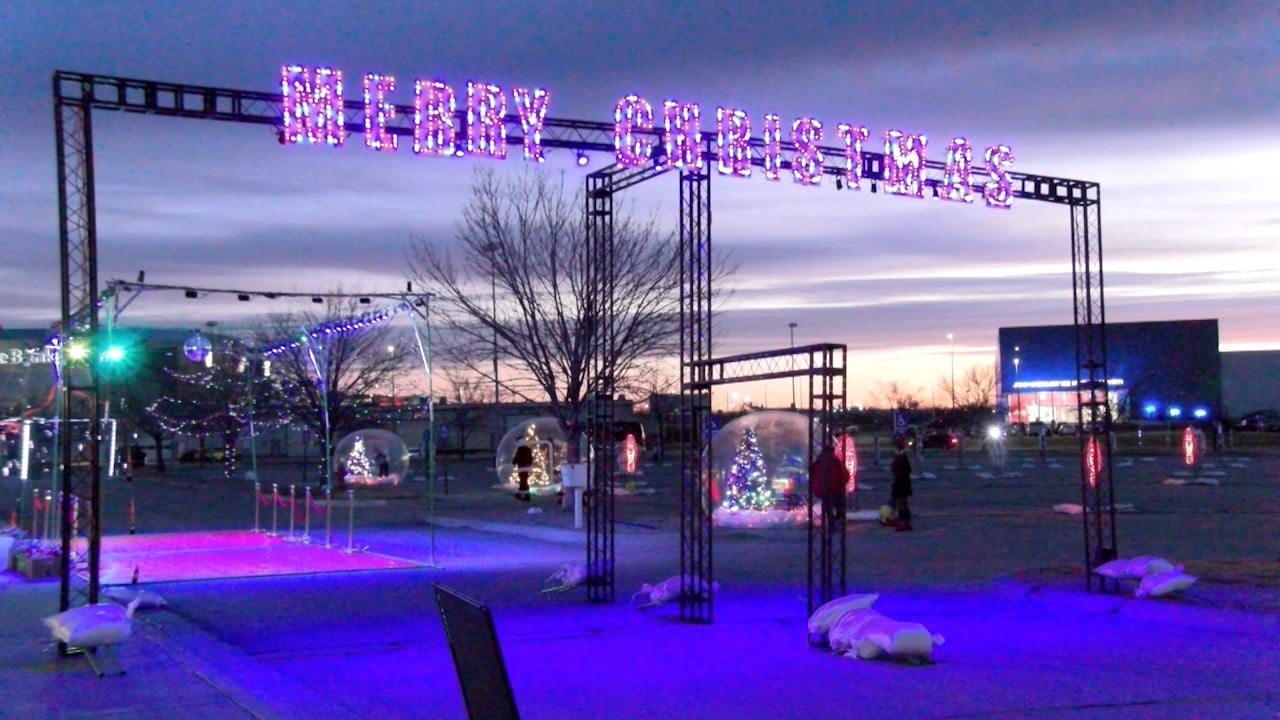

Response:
(84, 531), (423, 585)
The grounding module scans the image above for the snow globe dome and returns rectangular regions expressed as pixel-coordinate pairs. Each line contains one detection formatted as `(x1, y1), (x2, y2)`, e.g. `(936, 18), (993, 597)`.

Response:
(495, 417), (585, 495)
(332, 429), (410, 487)
(708, 411), (816, 527)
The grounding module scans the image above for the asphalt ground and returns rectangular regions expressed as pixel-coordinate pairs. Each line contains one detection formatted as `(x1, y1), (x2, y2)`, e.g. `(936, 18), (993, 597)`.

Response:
(1, 441), (1277, 719)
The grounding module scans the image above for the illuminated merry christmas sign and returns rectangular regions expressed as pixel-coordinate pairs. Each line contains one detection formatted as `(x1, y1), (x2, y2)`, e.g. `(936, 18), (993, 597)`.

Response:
(280, 65), (1015, 208)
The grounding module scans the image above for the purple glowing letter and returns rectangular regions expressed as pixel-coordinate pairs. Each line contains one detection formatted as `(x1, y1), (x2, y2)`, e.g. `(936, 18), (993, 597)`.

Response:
(836, 123), (868, 189)
(941, 137), (973, 203)
(466, 81), (507, 159)
(413, 80), (458, 156)
(362, 73), (397, 152)
(281, 65), (345, 147)
(983, 144), (1015, 209)
(715, 107), (752, 178)
(512, 87), (551, 163)
(663, 100), (703, 170)
(614, 95), (654, 168)
(763, 114), (783, 181)
(884, 130), (927, 198)
(791, 117), (824, 186)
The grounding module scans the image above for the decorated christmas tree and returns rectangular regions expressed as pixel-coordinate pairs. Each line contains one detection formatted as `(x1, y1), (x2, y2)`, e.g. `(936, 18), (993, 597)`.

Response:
(722, 427), (774, 511)
(346, 435), (375, 479)
(523, 424), (552, 489)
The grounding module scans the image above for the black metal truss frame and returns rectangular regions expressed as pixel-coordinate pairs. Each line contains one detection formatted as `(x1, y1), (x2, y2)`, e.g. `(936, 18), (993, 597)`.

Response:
(687, 344), (848, 618)
(53, 69), (1114, 628)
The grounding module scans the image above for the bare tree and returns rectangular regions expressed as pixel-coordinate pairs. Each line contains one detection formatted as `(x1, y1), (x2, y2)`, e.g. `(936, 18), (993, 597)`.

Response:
(260, 298), (405, 481)
(871, 380), (924, 410)
(407, 167), (726, 462)
(936, 362), (999, 411)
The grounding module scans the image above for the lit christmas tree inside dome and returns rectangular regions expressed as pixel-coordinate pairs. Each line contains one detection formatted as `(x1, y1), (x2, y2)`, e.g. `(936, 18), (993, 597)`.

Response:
(332, 429), (410, 486)
(494, 417), (587, 495)
(708, 411), (815, 527)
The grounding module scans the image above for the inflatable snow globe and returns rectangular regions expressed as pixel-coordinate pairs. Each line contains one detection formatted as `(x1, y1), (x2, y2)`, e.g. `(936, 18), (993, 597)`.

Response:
(495, 417), (586, 496)
(332, 429), (410, 487)
(708, 411), (816, 527)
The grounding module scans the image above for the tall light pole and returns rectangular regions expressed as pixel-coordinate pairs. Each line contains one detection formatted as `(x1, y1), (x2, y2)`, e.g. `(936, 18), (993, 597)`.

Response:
(947, 333), (956, 410)
(1013, 346), (1021, 425)
(788, 322), (798, 409)
(387, 344), (399, 433)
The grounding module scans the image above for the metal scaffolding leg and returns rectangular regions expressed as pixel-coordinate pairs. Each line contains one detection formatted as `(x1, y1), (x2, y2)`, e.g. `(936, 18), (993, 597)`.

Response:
(1070, 199), (1118, 591)
(585, 170), (616, 603)
(807, 345), (847, 617)
(679, 170), (714, 623)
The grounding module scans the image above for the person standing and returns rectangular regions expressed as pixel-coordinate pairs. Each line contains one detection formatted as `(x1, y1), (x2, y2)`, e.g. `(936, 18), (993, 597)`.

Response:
(810, 441), (850, 531)
(890, 437), (913, 531)
(512, 442), (534, 501)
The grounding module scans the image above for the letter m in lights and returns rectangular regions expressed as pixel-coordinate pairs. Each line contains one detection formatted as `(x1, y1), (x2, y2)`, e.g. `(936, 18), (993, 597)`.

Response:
(281, 65), (346, 146)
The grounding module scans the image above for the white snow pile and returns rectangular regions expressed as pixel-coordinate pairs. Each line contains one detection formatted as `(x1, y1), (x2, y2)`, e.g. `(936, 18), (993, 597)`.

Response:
(826, 607), (944, 662)
(44, 597), (142, 647)
(712, 507), (806, 528)
(1093, 556), (1198, 598)
(846, 509), (884, 522)
(1052, 502), (1137, 515)
(541, 563), (588, 593)
(630, 575), (720, 608)
(1162, 476), (1220, 486)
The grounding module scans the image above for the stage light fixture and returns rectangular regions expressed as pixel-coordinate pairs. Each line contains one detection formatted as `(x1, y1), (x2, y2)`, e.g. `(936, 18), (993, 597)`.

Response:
(835, 177), (844, 191)
(359, 297), (371, 304)
(575, 151), (589, 167)
(870, 181), (878, 194)
(312, 296), (324, 304)
(237, 294), (251, 302)
(931, 183), (940, 199)
(184, 289), (198, 299)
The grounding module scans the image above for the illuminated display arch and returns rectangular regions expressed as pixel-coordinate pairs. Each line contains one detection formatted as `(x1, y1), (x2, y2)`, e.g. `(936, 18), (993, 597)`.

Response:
(53, 67), (1115, 626)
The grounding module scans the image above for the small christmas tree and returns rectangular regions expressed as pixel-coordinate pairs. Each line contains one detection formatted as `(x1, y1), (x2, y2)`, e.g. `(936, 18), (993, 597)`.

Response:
(722, 427), (774, 511)
(346, 435), (375, 479)
(523, 424), (552, 489)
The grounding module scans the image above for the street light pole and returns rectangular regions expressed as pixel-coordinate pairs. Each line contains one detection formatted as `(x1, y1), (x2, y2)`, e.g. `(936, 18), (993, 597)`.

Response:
(1013, 346), (1021, 425)
(947, 333), (956, 410)
(788, 322), (798, 409)
(387, 344), (398, 434)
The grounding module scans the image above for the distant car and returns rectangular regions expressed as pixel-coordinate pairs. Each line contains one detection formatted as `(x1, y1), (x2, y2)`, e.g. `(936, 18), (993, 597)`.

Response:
(1237, 411), (1280, 432)
(178, 448), (226, 463)
(920, 428), (960, 450)
(1054, 422), (1080, 436)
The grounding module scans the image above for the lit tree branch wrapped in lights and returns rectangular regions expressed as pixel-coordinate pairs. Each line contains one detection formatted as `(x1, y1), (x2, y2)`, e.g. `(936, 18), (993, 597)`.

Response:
(147, 337), (290, 480)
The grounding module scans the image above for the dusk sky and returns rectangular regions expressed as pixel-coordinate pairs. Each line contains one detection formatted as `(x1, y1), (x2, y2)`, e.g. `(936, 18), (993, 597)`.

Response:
(1, 1), (1276, 407)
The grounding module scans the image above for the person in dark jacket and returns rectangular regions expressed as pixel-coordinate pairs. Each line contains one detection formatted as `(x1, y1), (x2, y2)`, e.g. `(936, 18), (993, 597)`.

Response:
(890, 436), (913, 531)
(810, 441), (850, 530)
(512, 443), (534, 501)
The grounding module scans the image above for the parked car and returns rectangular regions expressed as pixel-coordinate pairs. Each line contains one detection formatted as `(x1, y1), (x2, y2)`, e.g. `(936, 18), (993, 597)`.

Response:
(920, 428), (960, 450)
(1236, 410), (1280, 432)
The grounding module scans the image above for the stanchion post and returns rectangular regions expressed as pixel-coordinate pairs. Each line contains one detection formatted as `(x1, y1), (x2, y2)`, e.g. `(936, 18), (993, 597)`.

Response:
(268, 483), (279, 537)
(302, 486), (312, 543)
(286, 484), (297, 541)
(252, 481), (261, 533)
(343, 487), (356, 554)
(31, 487), (39, 538)
(323, 486), (333, 548)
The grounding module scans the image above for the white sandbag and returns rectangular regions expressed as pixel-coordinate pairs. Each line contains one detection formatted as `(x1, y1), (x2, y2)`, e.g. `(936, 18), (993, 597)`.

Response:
(828, 607), (944, 661)
(827, 607), (885, 653)
(103, 586), (167, 609)
(1135, 568), (1197, 598)
(631, 575), (720, 608)
(43, 598), (141, 647)
(1093, 555), (1174, 580)
(541, 563), (588, 593)
(853, 617), (942, 661)
(806, 593), (879, 644)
